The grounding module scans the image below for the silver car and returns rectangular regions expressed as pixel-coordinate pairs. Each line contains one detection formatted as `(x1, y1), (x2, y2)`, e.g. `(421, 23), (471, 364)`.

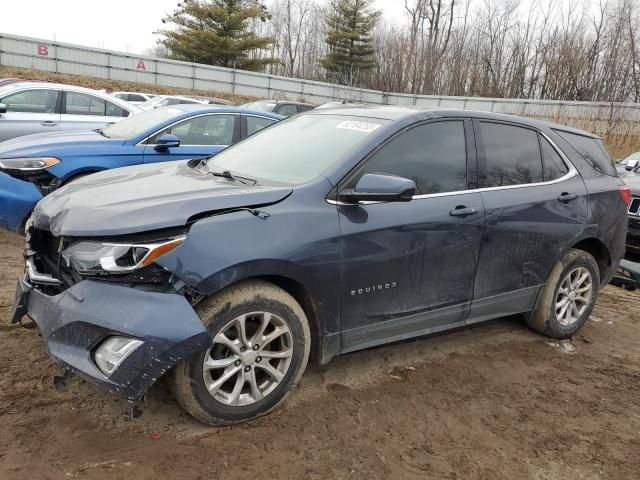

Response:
(137, 95), (205, 111)
(110, 91), (156, 105)
(0, 82), (142, 141)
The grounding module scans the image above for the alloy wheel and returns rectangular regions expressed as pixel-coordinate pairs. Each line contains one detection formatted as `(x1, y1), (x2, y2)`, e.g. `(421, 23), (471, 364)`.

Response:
(555, 266), (593, 326)
(202, 311), (293, 406)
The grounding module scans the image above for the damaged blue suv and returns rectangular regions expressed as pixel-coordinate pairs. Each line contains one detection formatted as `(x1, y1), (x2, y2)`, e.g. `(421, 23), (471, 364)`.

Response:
(11, 106), (629, 425)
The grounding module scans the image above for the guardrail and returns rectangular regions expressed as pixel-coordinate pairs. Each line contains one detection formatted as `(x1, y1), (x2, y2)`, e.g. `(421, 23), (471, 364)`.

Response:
(1, 32), (639, 134)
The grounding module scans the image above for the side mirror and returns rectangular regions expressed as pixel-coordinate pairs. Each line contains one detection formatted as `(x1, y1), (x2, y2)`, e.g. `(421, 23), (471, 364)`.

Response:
(338, 173), (416, 203)
(0, 103), (6, 114)
(154, 134), (181, 151)
(625, 159), (639, 171)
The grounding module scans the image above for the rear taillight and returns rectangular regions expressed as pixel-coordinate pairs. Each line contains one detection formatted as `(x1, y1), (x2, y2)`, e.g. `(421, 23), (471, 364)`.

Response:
(618, 185), (632, 208)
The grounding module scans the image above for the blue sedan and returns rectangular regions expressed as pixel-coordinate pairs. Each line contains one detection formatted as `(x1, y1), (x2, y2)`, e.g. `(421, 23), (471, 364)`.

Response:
(0, 105), (282, 231)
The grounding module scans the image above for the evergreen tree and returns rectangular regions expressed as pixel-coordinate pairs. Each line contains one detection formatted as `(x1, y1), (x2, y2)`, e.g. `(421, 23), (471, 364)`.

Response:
(158, 0), (276, 71)
(321, 0), (380, 86)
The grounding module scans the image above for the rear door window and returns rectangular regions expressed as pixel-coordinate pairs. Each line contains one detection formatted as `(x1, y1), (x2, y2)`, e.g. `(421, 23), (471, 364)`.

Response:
(246, 115), (277, 136)
(553, 130), (616, 176)
(106, 101), (130, 118)
(64, 92), (106, 116)
(344, 120), (468, 195)
(276, 104), (299, 117)
(477, 122), (543, 187)
(540, 136), (569, 181)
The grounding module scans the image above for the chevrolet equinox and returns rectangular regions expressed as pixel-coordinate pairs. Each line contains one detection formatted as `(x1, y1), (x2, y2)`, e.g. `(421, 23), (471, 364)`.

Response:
(11, 106), (630, 425)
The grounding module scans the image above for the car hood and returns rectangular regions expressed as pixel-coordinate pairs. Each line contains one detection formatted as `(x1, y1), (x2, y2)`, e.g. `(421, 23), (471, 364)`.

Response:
(0, 130), (124, 158)
(32, 161), (293, 236)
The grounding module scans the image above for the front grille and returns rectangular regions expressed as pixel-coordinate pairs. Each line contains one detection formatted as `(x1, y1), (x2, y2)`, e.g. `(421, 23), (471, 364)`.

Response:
(1, 168), (60, 193)
(27, 228), (76, 292)
(629, 197), (640, 216)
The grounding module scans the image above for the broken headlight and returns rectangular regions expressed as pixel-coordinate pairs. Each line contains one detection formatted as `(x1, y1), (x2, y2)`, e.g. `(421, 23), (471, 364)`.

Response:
(0, 157), (60, 171)
(61, 236), (185, 274)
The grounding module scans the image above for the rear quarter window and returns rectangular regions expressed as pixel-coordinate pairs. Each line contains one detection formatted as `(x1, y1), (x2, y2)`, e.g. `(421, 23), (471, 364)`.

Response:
(553, 130), (616, 176)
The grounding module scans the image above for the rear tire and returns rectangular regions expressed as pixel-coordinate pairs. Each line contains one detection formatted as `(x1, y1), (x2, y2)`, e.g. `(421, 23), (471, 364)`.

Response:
(170, 280), (311, 426)
(527, 248), (600, 338)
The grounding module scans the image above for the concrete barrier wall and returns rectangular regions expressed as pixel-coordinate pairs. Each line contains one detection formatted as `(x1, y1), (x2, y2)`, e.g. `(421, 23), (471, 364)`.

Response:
(2, 33), (639, 134)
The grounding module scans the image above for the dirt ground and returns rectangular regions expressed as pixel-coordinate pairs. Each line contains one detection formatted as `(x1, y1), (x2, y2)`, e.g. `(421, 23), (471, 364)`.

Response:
(0, 229), (638, 480)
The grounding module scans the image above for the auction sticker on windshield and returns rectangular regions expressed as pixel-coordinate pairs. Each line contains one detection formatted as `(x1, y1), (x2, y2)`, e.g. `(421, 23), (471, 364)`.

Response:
(336, 121), (381, 133)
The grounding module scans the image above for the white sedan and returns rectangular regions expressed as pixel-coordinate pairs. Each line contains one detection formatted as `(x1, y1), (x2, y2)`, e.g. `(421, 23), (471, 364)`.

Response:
(0, 82), (142, 142)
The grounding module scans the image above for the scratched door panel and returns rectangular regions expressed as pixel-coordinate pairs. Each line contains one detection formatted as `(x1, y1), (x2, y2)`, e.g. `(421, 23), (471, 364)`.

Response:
(475, 175), (588, 299)
(338, 192), (484, 334)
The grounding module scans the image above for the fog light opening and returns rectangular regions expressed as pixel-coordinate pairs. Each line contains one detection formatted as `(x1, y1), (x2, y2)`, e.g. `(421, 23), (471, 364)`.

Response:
(94, 336), (144, 377)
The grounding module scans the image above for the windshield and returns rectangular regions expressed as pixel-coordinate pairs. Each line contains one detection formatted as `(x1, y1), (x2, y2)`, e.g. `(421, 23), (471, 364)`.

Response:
(206, 115), (387, 184)
(100, 107), (183, 139)
(242, 101), (277, 112)
(0, 84), (21, 97)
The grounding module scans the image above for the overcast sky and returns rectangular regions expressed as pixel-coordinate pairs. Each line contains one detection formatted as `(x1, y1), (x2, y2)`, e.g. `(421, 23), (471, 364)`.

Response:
(0, 0), (407, 54)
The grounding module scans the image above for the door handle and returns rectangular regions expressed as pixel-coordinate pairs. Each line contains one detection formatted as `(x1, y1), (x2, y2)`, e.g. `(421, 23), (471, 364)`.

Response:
(449, 206), (479, 217)
(41, 121), (57, 126)
(557, 193), (578, 203)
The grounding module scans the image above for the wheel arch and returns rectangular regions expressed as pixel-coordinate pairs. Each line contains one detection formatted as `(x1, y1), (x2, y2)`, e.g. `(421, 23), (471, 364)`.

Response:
(569, 237), (611, 285)
(255, 275), (323, 364)
(191, 261), (336, 365)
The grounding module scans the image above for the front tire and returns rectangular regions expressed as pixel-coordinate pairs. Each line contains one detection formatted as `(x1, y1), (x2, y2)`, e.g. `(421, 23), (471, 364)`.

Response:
(171, 280), (311, 426)
(527, 248), (600, 338)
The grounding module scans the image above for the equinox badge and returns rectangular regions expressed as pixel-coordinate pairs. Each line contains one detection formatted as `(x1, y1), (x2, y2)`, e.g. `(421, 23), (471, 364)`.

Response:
(351, 282), (398, 296)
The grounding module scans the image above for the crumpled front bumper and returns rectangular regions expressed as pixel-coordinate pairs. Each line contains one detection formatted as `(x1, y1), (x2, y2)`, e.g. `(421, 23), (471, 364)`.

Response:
(12, 275), (212, 400)
(0, 171), (43, 231)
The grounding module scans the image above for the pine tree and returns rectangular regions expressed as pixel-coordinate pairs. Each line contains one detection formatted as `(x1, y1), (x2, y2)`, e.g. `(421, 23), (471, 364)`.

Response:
(321, 0), (381, 86)
(158, 0), (276, 71)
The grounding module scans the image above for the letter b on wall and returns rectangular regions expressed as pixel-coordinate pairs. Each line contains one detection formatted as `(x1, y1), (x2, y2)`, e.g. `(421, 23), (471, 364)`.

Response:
(37, 44), (49, 56)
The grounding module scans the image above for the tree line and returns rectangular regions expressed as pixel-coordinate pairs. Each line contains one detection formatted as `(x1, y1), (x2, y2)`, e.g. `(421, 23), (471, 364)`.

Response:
(155, 0), (640, 104)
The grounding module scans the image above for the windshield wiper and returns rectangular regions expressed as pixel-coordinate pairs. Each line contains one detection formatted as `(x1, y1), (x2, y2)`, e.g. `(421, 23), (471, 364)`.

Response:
(208, 169), (257, 186)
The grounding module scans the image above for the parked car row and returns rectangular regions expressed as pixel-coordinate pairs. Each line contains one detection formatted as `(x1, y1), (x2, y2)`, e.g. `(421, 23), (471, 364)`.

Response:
(113, 91), (316, 115)
(0, 79), (376, 234)
(8, 101), (630, 427)
(110, 91), (157, 105)
(0, 104), (281, 231)
(240, 99), (315, 117)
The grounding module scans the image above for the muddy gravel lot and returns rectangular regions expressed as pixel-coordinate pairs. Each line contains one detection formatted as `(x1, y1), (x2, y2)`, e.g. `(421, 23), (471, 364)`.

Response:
(0, 229), (639, 479)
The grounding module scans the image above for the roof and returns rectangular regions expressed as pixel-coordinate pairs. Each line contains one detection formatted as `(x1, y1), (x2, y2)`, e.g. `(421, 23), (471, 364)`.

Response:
(168, 103), (283, 120)
(308, 105), (598, 138)
(1, 81), (102, 93)
(111, 91), (154, 95)
(250, 99), (315, 107)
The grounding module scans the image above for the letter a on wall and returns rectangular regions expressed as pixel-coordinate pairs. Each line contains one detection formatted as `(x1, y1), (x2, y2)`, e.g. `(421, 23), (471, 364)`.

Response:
(37, 44), (49, 56)
(136, 59), (146, 70)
